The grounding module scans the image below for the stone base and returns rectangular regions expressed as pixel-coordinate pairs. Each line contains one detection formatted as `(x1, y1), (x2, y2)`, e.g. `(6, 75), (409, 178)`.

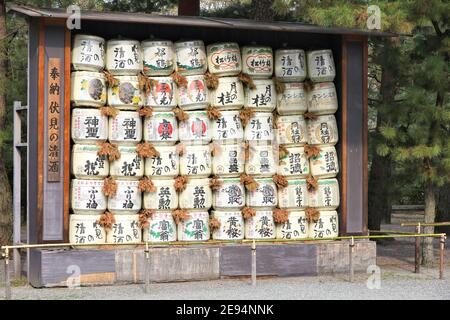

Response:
(28, 240), (376, 287)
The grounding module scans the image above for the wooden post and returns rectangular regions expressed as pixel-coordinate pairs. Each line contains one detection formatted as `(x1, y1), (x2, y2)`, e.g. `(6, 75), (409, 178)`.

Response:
(439, 234), (445, 280)
(415, 224), (421, 273)
(144, 242), (149, 293)
(349, 237), (355, 282)
(4, 248), (11, 300)
(251, 240), (256, 286)
(178, 0), (200, 16)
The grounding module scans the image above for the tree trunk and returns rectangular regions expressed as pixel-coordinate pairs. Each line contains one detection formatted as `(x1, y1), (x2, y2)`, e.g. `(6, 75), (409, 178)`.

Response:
(368, 153), (392, 229)
(422, 182), (436, 266)
(437, 184), (450, 234)
(0, 0), (12, 246)
(251, 0), (275, 21)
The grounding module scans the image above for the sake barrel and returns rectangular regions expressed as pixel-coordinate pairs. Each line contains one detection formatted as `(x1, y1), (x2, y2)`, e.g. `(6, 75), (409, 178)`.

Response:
(309, 210), (339, 239)
(276, 115), (307, 145)
(143, 179), (178, 210)
(175, 40), (207, 76)
(310, 146), (339, 178)
(244, 112), (274, 142)
(107, 180), (141, 214)
(276, 210), (309, 240)
(308, 82), (338, 115)
(71, 179), (107, 214)
(177, 74), (209, 110)
(212, 210), (244, 240)
(72, 144), (109, 179)
(207, 42), (242, 76)
(212, 178), (245, 210)
(277, 146), (310, 178)
(106, 39), (142, 75)
(245, 143), (277, 177)
(70, 71), (106, 107)
(244, 79), (276, 112)
(180, 145), (212, 177)
(144, 145), (179, 179)
(178, 110), (212, 145)
(143, 111), (178, 145)
(274, 49), (307, 82)
(106, 214), (141, 245)
(177, 211), (210, 241)
(211, 110), (244, 143)
(109, 146), (144, 180)
(179, 178), (212, 210)
(308, 178), (340, 210)
(71, 108), (108, 144)
(307, 49), (336, 83)
(276, 82), (308, 115)
(142, 40), (175, 76)
(241, 46), (273, 79)
(107, 76), (144, 110)
(209, 76), (245, 110)
(108, 110), (142, 145)
(307, 114), (339, 146)
(246, 178), (277, 208)
(146, 76), (177, 109)
(278, 179), (308, 209)
(212, 143), (245, 177)
(71, 34), (105, 72)
(69, 214), (106, 247)
(244, 210), (275, 239)
(144, 211), (177, 242)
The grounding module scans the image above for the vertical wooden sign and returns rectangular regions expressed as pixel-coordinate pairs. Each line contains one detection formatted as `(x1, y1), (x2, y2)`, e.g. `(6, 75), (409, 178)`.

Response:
(47, 57), (61, 182)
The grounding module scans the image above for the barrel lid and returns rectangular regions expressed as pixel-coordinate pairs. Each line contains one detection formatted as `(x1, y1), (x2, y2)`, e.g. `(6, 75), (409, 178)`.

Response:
(251, 78), (275, 85)
(74, 34), (105, 43)
(308, 114), (336, 122)
(317, 178), (339, 185)
(275, 48), (305, 54)
(217, 76), (240, 83)
(113, 75), (140, 82)
(71, 70), (105, 78)
(142, 39), (173, 47)
(113, 110), (140, 117)
(307, 49), (333, 55)
(207, 42), (239, 50)
(72, 144), (101, 152)
(107, 38), (140, 46)
(148, 75), (175, 82)
(276, 114), (305, 122)
(174, 40), (205, 48)
(116, 145), (138, 152)
(312, 82), (336, 89)
(241, 45), (272, 53)
(72, 107), (104, 115)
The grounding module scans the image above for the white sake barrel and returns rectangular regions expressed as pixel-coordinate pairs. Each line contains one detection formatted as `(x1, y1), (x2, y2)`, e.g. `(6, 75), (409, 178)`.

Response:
(244, 79), (276, 112)
(175, 40), (207, 76)
(179, 178), (212, 210)
(177, 74), (209, 110)
(212, 178), (245, 210)
(309, 210), (339, 239)
(143, 179), (178, 210)
(108, 110), (142, 145)
(276, 82), (308, 115)
(72, 34), (105, 72)
(241, 46), (273, 79)
(244, 210), (275, 239)
(144, 145), (179, 179)
(71, 179), (107, 214)
(142, 40), (175, 76)
(207, 42), (242, 76)
(307, 49), (336, 83)
(275, 49), (307, 82)
(245, 143), (277, 177)
(278, 179), (308, 209)
(244, 112), (274, 142)
(212, 110), (244, 143)
(310, 146), (339, 178)
(109, 146), (144, 180)
(107, 180), (141, 214)
(107, 76), (144, 110)
(209, 76), (245, 110)
(143, 111), (178, 145)
(308, 178), (340, 210)
(69, 214), (106, 246)
(180, 145), (212, 177)
(106, 39), (142, 76)
(246, 178), (277, 208)
(277, 146), (310, 178)
(71, 108), (108, 144)
(212, 143), (245, 176)
(144, 211), (177, 242)
(307, 114), (339, 146)
(276, 115), (307, 145)
(276, 210), (309, 240)
(146, 76), (177, 109)
(212, 210), (244, 240)
(106, 214), (141, 244)
(71, 71), (106, 107)
(308, 82), (338, 115)
(177, 211), (210, 241)
(178, 111), (212, 145)
(72, 144), (109, 179)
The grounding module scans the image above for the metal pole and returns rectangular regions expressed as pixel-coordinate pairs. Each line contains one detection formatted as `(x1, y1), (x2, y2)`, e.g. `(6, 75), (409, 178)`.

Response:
(144, 242), (149, 293)
(439, 235), (446, 280)
(4, 248), (11, 300)
(349, 237), (355, 282)
(415, 223), (421, 273)
(13, 101), (23, 280)
(251, 240), (256, 287)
